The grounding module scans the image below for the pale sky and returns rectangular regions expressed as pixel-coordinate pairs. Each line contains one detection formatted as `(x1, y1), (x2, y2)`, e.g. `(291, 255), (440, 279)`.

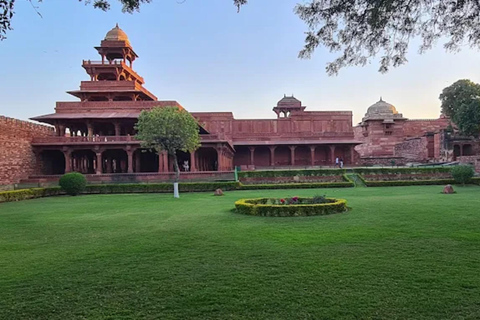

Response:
(2, 0), (480, 124)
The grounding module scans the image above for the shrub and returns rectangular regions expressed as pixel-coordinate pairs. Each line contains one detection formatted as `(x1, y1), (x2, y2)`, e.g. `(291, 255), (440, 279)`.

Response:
(0, 187), (62, 203)
(451, 165), (475, 185)
(235, 197), (347, 217)
(59, 172), (87, 196)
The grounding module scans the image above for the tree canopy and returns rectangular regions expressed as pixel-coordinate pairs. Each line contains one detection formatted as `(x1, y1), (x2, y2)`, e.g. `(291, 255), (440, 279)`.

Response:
(135, 106), (200, 182)
(3, 1), (480, 74)
(440, 80), (480, 137)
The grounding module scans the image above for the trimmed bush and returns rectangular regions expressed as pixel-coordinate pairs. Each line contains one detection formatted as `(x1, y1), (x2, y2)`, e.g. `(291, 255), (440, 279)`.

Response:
(353, 167), (452, 175)
(85, 182), (240, 194)
(237, 181), (353, 190)
(238, 169), (346, 178)
(451, 165), (475, 185)
(59, 172), (87, 196)
(235, 197), (347, 217)
(0, 187), (62, 203)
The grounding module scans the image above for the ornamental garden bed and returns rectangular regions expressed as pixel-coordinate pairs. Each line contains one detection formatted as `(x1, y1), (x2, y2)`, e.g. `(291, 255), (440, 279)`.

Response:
(234, 196), (348, 217)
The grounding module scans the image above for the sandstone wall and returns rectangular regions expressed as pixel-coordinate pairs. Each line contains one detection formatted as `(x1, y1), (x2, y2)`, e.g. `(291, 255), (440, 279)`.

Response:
(394, 137), (429, 161)
(457, 155), (480, 172)
(0, 116), (54, 190)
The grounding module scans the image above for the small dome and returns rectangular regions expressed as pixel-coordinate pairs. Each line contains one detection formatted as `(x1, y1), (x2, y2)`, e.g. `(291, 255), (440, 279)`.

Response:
(363, 97), (404, 121)
(104, 24), (130, 44)
(277, 95), (301, 108)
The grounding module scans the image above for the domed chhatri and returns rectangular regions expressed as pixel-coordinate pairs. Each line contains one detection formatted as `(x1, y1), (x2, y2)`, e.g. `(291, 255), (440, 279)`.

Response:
(104, 23), (130, 44)
(362, 97), (405, 121)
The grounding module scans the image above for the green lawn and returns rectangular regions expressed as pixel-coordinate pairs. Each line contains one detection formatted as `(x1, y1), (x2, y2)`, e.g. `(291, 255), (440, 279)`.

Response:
(1, 186), (480, 319)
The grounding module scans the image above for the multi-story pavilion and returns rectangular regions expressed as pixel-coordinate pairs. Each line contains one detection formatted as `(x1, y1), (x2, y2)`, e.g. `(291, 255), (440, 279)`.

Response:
(30, 26), (361, 182)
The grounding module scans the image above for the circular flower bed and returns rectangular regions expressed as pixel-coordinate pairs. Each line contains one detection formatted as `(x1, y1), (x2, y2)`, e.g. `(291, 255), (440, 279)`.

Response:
(234, 196), (347, 217)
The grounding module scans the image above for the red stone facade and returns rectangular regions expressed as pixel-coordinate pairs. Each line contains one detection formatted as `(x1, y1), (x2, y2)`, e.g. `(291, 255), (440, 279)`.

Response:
(17, 26), (360, 185)
(0, 116), (54, 189)
(354, 98), (451, 165)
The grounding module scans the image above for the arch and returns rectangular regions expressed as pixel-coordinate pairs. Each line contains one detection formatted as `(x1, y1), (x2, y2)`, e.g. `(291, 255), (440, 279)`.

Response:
(134, 149), (158, 172)
(253, 146), (270, 167)
(71, 149), (96, 174)
(463, 144), (473, 156)
(40, 150), (65, 175)
(233, 146), (250, 167)
(294, 146), (310, 166)
(274, 146), (291, 166)
(453, 145), (461, 160)
(97, 73), (117, 81)
(93, 122), (115, 136)
(102, 149), (128, 173)
(196, 147), (218, 171)
(89, 96), (109, 101)
(314, 146), (328, 166)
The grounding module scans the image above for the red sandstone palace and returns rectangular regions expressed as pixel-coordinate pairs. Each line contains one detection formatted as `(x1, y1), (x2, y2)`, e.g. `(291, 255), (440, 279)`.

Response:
(28, 25), (361, 178)
(1, 25), (479, 189)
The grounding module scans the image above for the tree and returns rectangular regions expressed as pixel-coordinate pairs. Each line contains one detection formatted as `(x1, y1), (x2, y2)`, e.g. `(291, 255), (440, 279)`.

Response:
(296, 1), (480, 74)
(0, 0), (246, 40)
(5, 1), (480, 75)
(440, 80), (480, 137)
(135, 106), (200, 197)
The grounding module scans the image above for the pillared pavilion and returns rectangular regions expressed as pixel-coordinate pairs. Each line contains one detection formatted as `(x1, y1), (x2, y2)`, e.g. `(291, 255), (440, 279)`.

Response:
(30, 25), (361, 182)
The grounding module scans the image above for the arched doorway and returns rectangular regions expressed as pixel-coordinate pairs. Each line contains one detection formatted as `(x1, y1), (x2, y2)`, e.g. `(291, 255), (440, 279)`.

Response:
(196, 147), (218, 171)
(463, 144), (473, 156)
(315, 146), (328, 166)
(253, 146), (270, 167)
(102, 149), (128, 173)
(71, 150), (96, 174)
(40, 150), (65, 175)
(453, 145), (461, 160)
(134, 149), (158, 172)
(294, 146), (310, 166)
(274, 146), (291, 166)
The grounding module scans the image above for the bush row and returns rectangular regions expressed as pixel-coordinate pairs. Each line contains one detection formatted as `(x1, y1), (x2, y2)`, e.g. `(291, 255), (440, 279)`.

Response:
(238, 168), (346, 178)
(360, 178), (456, 187)
(353, 167), (452, 175)
(0, 180), (355, 203)
(235, 197), (347, 217)
(0, 187), (62, 203)
(237, 181), (353, 190)
(84, 182), (240, 194)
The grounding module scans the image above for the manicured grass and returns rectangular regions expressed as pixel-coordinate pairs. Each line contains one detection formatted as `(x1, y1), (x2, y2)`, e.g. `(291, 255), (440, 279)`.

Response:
(1, 186), (480, 319)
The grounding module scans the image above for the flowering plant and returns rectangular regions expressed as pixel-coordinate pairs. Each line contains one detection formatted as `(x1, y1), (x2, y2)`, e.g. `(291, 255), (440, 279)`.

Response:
(280, 198), (285, 204)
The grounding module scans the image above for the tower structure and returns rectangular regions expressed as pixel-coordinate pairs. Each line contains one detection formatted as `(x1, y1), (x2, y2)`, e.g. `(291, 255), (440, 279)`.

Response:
(273, 95), (306, 118)
(68, 24), (157, 102)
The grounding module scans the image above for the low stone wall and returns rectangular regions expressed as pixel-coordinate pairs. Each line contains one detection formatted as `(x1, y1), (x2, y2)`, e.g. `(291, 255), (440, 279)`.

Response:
(19, 171), (235, 188)
(240, 175), (345, 184)
(357, 157), (406, 166)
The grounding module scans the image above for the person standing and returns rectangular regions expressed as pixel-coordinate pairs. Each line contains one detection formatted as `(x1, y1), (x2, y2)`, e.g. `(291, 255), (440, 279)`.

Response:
(340, 158), (344, 168)
(335, 157), (339, 168)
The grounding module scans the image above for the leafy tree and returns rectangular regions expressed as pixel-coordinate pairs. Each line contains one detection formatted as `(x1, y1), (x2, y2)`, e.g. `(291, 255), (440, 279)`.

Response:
(296, 1), (480, 74)
(135, 106), (200, 186)
(5, 1), (480, 74)
(451, 165), (474, 186)
(440, 80), (480, 137)
(0, 0), (246, 40)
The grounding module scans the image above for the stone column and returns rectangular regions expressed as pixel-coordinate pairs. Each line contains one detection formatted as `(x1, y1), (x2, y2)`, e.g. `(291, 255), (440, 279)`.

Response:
(460, 144), (464, 156)
(135, 151), (141, 173)
(114, 122), (121, 136)
(350, 146), (355, 165)
(329, 145), (336, 165)
(87, 122), (94, 137)
(269, 146), (276, 166)
(216, 147), (223, 171)
(290, 146), (296, 166)
(127, 150), (134, 173)
(63, 149), (72, 173)
(95, 152), (102, 174)
(249, 147), (255, 166)
(310, 146), (316, 166)
(190, 150), (197, 172)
